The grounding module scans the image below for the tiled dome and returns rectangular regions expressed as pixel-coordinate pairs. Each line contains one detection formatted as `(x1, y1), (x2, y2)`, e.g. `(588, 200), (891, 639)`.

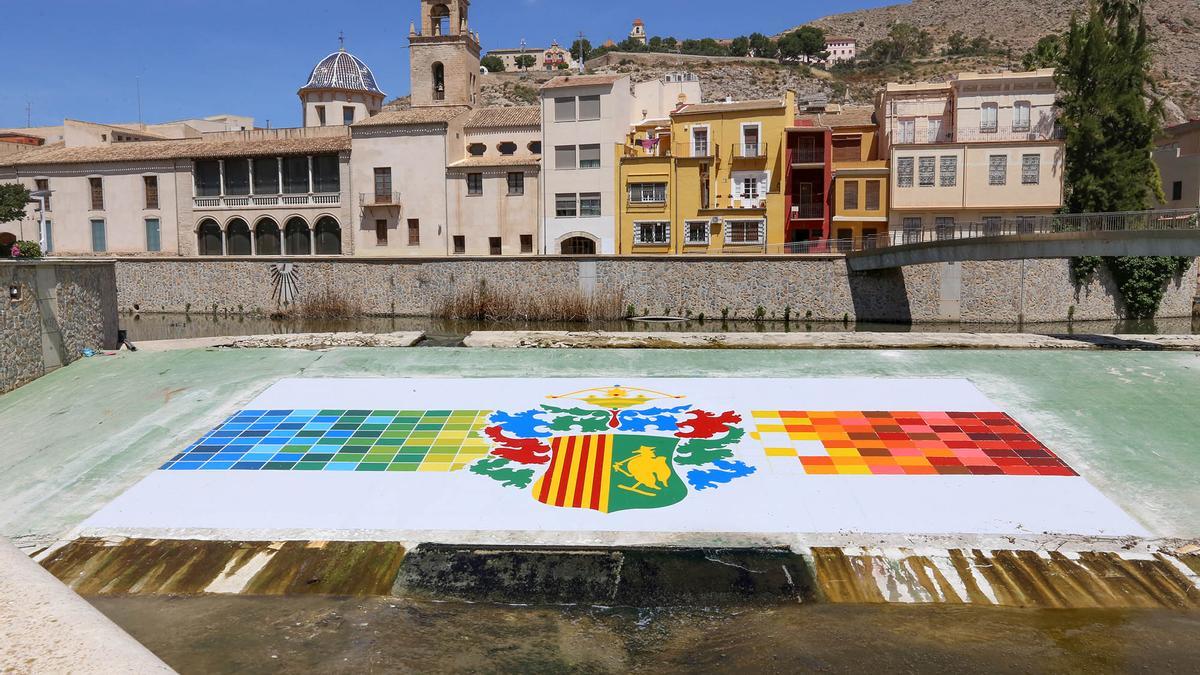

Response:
(302, 49), (384, 95)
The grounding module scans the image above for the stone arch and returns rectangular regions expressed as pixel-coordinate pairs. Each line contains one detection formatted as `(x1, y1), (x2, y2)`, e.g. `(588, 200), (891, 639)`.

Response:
(0, 231), (16, 257)
(197, 218), (223, 256)
(254, 217), (281, 256)
(559, 234), (598, 255)
(314, 216), (342, 255)
(284, 216), (312, 256)
(225, 218), (252, 256)
(432, 62), (446, 102)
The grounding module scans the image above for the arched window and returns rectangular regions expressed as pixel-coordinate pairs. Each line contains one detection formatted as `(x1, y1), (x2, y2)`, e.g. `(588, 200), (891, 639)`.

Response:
(255, 218), (281, 255)
(197, 220), (223, 256)
(226, 219), (252, 255)
(528, 141), (542, 154)
(430, 4), (450, 36)
(497, 142), (517, 156)
(432, 62), (445, 101)
(468, 143), (486, 156)
(284, 217), (312, 256)
(314, 216), (342, 255)
(0, 232), (15, 258)
(560, 236), (596, 255)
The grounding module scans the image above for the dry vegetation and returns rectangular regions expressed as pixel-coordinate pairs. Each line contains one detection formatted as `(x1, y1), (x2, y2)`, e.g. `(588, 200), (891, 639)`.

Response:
(271, 288), (363, 320)
(435, 283), (626, 322)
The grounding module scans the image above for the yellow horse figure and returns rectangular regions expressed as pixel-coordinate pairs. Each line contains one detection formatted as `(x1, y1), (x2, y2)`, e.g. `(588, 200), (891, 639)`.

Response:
(613, 446), (672, 497)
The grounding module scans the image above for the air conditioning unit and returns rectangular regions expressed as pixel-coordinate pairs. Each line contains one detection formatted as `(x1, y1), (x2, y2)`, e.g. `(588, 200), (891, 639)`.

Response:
(709, 216), (722, 225)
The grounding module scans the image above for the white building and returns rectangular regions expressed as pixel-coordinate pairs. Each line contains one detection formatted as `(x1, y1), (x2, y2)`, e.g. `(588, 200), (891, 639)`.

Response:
(825, 38), (856, 64)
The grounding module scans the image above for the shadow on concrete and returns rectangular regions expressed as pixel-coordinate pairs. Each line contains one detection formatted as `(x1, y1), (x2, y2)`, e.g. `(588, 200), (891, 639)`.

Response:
(1046, 333), (1166, 350)
(847, 266), (913, 323)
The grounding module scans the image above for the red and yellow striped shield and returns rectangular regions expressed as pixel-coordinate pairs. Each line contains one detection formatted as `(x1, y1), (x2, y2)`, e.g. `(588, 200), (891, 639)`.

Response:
(532, 434), (614, 513)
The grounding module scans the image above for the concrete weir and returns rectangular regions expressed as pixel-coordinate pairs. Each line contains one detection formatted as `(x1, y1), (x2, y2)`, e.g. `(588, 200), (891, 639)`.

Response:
(34, 538), (1200, 610)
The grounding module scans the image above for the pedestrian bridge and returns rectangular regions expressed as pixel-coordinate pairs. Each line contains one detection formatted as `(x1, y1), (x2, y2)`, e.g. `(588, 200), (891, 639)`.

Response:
(790, 210), (1200, 272)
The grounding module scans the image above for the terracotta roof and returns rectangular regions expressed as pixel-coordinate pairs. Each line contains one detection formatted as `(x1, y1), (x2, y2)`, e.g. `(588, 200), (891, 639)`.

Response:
(447, 155), (541, 168)
(796, 106), (876, 129)
(541, 74), (626, 90)
(672, 98), (784, 116)
(463, 106), (541, 129)
(354, 106), (471, 127)
(4, 135), (351, 166)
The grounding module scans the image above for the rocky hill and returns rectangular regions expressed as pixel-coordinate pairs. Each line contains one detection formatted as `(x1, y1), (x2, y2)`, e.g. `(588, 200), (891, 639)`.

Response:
(797, 0), (1200, 121)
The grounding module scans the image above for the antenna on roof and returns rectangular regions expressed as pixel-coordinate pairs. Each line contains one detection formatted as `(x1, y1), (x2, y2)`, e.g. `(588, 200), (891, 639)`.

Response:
(25, 100), (31, 128)
(136, 77), (143, 125)
(577, 31), (586, 73)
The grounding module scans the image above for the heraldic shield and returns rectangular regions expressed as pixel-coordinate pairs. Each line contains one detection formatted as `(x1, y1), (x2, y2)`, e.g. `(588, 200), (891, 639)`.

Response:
(531, 433), (687, 513)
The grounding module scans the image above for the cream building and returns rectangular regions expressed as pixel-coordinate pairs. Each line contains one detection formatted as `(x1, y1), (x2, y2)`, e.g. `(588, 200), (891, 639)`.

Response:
(486, 41), (577, 72)
(879, 69), (1063, 237)
(1154, 120), (1200, 210)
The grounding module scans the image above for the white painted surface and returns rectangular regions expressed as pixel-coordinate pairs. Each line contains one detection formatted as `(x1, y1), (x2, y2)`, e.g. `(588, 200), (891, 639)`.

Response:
(80, 377), (1149, 540)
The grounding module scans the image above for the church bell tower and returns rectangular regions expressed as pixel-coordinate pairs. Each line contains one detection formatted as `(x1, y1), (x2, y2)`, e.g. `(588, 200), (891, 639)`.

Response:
(409, 0), (481, 108)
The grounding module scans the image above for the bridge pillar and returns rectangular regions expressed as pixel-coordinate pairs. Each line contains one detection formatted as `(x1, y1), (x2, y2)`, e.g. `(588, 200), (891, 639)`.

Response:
(936, 262), (962, 322)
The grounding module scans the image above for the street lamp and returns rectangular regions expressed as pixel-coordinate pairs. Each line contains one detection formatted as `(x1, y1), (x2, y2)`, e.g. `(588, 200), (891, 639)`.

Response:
(28, 189), (52, 253)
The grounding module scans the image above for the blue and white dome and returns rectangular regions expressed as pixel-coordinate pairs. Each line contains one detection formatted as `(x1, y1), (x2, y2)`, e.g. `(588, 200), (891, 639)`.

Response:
(302, 49), (385, 95)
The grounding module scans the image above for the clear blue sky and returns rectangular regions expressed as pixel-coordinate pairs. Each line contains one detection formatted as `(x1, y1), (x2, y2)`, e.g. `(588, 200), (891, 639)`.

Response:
(3, 0), (892, 130)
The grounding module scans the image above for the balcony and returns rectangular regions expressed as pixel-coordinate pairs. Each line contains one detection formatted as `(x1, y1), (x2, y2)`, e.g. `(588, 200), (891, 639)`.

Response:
(954, 126), (1065, 143)
(790, 147), (825, 165)
(674, 142), (718, 159)
(790, 203), (824, 220)
(360, 192), (403, 208)
(193, 193), (341, 209)
(734, 142), (768, 159)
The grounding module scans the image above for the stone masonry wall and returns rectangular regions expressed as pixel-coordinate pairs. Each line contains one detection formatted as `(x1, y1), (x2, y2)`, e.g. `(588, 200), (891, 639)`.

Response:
(113, 256), (1198, 324)
(1, 261), (119, 394)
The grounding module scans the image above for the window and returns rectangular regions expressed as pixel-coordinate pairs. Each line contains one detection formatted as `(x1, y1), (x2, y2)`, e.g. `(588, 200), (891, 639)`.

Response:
(145, 218), (161, 252)
(981, 103), (998, 133)
(35, 179), (50, 211)
(1021, 154), (1040, 185)
(634, 221), (670, 245)
(939, 156), (957, 187)
(927, 117), (943, 143)
(865, 180), (881, 210)
(253, 158), (279, 194)
(555, 145), (576, 170)
(1172, 181), (1184, 201)
(467, 173), (483, 196)
(897, 157), (914, 188)
(224, 160), (250, 195)
(844, 180), (859, 210)
(685, 221), (710, 245)
(628, 183), (667, 203)
(832, 136), (861, 162)
(742, 124), (761, 156)
(579, 144), (601, 169)
(935, 217), (955, 240)
(691, 127), (709, 156)
(578, 95), (601, 120)
(555, 193), (577, 217)
(560, 236), (596, 254)
(725, 220), (764, 245)
(983, 216), (1002, 236)
(312, 155), (339, 193)
(89, 177), (104, 210)
(520, 234), (533, 253)
(144, 175), (159, 209)
(988, 155), (1007, 186)
(901, 217), (922, 244)
(282, 156), (309, 194)
(736, 176), (761, 200)
(1013, 101), (1031, 132)
(407, 219), (420, 246)
(554, 97), (576, 122)
(90, 219), (107, 252)
(1017, 216), (1037, 234)
(579, 192), (601, 217)
(453, 235), (466, 254)
(374, 167), (393, 202)
(897, 118), (916, 144)
(507, 172), (524, 196)
(468, 143), (486, 156)
(44, 220), (53, 253)
(376, 219), (388, 246)
(528, 141), (542, 154)
(194, 160), (221, 197)
(316, 105), (326, 126)
(918, 157), (935, 187)
(489, 237), (502, 255)
(343, 106), (355, 126)
(498, 141), (517, 156)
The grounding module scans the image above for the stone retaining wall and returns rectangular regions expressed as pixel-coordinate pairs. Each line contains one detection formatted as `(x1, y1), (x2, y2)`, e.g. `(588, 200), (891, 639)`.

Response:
(112, 256), (1198, 324)
(1, 261), (119, 394)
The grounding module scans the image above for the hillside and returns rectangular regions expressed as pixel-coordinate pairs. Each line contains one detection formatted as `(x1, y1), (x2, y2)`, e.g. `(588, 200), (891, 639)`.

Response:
(797, 0), (1200, 121)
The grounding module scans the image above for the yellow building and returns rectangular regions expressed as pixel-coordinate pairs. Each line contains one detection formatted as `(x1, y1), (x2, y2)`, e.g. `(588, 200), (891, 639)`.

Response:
(616, 92), (796, 254)
(810, 105), (890, 248)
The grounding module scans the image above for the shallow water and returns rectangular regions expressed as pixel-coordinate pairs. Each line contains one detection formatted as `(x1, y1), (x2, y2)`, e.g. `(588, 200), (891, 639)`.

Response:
(93, 596), (1200, 673)
(121, 312), (1200, 344)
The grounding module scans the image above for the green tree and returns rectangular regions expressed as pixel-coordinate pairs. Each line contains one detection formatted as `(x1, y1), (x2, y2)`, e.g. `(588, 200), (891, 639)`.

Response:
(569, 38), (592, 63)
(480, 55), (505, 72)
(1059, 0), (1188, 318)
(784, 26), (827, 62)
(748, 32), (777, 58)
(617, 37), (647, 52)
(0, 183), (30, 224)
(663, 36), (679, 52)
(1021, 34), (1063, 70)
(647, 35), (664, 52)
(729, 36), (751, 57)
(864, 23), (933, 64)
(514, 54), (537, 70)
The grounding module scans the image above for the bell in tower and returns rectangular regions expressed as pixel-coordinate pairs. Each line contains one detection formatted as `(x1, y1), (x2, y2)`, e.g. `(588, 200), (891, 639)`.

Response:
(409, 0), (480, 107)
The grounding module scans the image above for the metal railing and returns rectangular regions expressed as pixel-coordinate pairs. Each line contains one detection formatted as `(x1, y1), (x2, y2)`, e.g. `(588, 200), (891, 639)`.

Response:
(194, 193), (341, 209)
(734, 142), (767, 158)
(674, 142), (718, 159)
(790, 203), (824, 219)
(954, 126), (1064, 143)
(790, 147), (824, 164)
(360, 192), (402, 207)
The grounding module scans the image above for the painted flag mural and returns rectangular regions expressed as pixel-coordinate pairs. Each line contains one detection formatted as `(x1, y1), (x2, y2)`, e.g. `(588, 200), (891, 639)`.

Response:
(83, 378), (1149, 539)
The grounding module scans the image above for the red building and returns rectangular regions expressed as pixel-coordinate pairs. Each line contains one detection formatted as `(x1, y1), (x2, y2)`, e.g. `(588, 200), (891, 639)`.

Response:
(784, 121), (832, 246)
